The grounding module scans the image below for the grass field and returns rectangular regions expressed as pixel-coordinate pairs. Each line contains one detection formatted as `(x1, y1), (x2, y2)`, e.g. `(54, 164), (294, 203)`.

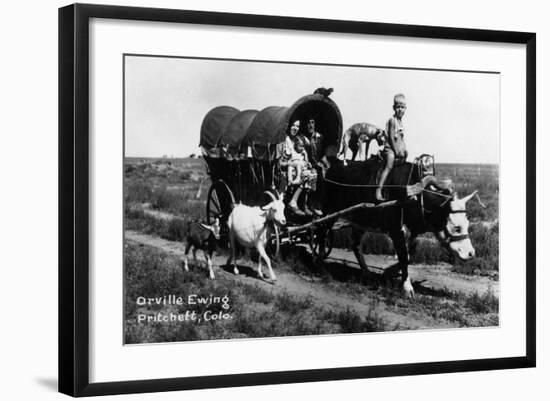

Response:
(123, 156), (499, 343)
(125, 241), (498, 343)
(125, 243), (389, 344)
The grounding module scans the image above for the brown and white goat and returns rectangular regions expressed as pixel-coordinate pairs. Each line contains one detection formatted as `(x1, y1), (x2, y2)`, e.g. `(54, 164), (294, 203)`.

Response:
(182, 218), (220, 280)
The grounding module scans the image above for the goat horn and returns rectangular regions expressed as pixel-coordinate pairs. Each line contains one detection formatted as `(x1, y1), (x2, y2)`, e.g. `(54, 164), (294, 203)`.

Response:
(461, 190), (477, 204)
(263, 191), (277, 203)
(461, 190), (486, 208)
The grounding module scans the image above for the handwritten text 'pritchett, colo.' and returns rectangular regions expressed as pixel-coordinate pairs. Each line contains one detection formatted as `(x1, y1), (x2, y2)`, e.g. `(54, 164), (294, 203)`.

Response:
(135, 294), (232, 324)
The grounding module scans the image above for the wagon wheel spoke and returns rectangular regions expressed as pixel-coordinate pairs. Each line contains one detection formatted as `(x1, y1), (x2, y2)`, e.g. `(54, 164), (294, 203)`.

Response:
(310, 228), (333, 260)
(267, 224), (280, 259)
(206, 181), (235, 246)
(210, 191), (221, 216)
(312, 238), (319, 253)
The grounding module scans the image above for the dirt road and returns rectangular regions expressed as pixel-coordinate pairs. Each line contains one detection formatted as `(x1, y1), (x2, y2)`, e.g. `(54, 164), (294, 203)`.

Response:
(136, 204), (498, 297)
(327, 249), (499, 297)
(126, 230), (497, 331)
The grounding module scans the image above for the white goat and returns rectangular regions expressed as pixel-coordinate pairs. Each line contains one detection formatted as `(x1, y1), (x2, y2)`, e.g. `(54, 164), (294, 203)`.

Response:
(226, 192), (286, 281)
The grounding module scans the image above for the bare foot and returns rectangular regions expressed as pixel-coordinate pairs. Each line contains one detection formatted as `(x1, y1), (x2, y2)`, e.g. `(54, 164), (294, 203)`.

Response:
(289, 202), (306, 216)
(375, 187), (386, 202)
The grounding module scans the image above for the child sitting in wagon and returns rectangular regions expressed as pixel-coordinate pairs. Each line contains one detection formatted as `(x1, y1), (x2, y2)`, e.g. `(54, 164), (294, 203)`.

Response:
(376, 93), (409, 201)
(281, 120), (318, 216)
(287, 136), (309, 185)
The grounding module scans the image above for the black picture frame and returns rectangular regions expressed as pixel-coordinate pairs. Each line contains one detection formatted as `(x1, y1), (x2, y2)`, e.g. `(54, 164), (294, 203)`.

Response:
(59, 3), (536, 397)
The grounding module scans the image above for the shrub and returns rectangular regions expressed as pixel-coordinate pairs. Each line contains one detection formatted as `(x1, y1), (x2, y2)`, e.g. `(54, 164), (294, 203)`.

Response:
(124, 205), (145, 221)
(465, 290), (499, 314)
(125, 181), (153, 203)
(164, 218), (188, 242)
(457, 222), (499, 272)
(151, 186), (181, 211)
(410, 236), (449, 264)
(274, 292), (314, 314)
(334, 307), (386, 333)
(361, 232), (394, 255)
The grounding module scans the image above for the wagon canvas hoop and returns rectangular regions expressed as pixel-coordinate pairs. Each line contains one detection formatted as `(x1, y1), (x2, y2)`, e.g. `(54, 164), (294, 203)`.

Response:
(59, 3), (536, 397)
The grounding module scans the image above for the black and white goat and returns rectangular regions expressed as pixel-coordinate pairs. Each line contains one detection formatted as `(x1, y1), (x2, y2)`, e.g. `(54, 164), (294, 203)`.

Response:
(182, 218), (221, 280)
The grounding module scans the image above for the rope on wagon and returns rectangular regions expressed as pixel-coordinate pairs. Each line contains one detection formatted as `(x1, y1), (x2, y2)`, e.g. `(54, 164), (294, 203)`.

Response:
(323, 178), (407, 188)
(422, 188), (454, 199)
(323, 177), (456, 200)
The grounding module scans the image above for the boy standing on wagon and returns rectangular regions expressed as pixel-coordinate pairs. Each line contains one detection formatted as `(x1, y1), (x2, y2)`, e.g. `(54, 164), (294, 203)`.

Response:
(376, 93), (409, 202)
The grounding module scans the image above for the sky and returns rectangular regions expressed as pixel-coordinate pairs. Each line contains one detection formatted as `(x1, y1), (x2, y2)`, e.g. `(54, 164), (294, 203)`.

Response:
(124, 55), (499, 164)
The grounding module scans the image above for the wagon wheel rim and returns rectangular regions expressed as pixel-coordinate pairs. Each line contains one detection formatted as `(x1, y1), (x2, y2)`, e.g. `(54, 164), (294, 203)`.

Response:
(324, 230), (334, 258)
(267, 223), (280, 259)
(310, 228), (334, 260)
(207, 190), (222, 219)
(261, 189), (281, 259)
(206, 180), (235, 246)
(206, 186), (223, 224)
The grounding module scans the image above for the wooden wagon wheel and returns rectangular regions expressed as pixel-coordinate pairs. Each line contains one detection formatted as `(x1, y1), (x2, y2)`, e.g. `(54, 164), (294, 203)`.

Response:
(266, 223), (280, 259)
(309, 226), (334, 261)
(206, 180), (235, 246)
(261, 190), (281, 259)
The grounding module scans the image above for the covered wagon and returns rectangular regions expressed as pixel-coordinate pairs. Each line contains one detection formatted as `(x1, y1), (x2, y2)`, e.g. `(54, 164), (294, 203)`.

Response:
(199, 90), (343, 256)
(200, 91), (342, 207)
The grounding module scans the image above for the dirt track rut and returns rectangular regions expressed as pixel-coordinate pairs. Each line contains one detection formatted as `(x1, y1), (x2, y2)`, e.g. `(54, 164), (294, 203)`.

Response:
(327, 249), (499, 297)
(136, 204), (498, 297)
(125, 230), (496, 330)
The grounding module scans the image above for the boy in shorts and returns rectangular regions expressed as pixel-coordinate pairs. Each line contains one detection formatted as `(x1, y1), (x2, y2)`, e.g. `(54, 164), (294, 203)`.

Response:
(376, 93), (408, 202)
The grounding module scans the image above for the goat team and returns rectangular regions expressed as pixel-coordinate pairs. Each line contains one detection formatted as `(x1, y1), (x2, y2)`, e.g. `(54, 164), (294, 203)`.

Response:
(182, 192), (286, 282)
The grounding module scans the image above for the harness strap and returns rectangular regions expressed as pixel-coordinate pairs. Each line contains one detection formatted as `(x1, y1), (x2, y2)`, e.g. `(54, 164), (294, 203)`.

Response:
(443, 226), (470, 243)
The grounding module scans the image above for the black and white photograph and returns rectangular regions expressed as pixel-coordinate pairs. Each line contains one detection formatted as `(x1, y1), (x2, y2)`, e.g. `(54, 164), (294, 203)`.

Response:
(124, 55), (500, 344)
(0, 0), (544, 399)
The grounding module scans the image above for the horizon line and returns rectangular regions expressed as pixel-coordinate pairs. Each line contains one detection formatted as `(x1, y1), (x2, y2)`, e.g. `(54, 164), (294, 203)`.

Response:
(124, 155), (499, 165)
